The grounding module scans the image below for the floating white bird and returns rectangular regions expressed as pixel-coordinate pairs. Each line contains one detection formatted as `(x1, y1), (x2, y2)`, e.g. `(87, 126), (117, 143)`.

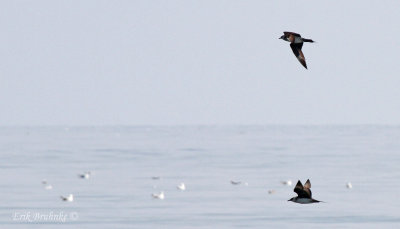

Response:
(78, 171), (91, 179)
(152, 191), (165, 200)
(42, 180), (53, 190)
(281, 180), (293, 186)
(44, 184), (53, 190)
(346, 182), (352, 189)
(60, 194), (74, 202)
(177, 183), (186, 191)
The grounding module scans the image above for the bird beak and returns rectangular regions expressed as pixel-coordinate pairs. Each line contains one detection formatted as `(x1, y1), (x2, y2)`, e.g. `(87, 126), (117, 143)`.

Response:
(279, 37), (282, 39)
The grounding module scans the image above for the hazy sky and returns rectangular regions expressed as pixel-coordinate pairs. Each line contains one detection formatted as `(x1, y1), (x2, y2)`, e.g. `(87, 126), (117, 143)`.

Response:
(2, 0), (400, 125)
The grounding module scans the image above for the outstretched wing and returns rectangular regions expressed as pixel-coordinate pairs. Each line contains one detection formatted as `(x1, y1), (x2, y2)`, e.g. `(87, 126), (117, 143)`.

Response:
(283, 31), (301, 37)
(294, 180), (312, 198)
(304, 179), (311, 189)
(293, 180), (303, 194)
(303, 179), (312, 198)
(290, 43), (307, 69)
(284, 31), (301, 43)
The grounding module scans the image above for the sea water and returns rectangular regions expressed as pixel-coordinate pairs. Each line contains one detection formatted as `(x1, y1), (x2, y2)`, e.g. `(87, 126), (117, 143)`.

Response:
(0, 125), (399, 228)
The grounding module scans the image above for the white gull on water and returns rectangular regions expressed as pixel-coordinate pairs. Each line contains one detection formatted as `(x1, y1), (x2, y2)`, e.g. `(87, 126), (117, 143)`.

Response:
(60, 194), (74, 202)
(281, 180), (292, 186)
(177, 183), (186, 191)
(41, 180), (53, 190)
(346, 182), (353, 189)
(152, 191), (164, 200)
(78, 171), (92, 179)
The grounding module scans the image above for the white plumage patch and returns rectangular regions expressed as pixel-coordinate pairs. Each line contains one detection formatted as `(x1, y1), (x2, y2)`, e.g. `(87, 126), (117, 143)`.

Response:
(294, 37), (303, 43)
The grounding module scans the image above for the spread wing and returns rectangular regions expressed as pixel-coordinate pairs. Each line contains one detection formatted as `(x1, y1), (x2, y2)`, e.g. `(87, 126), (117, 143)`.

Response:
(294, 180), (312, 198)
(284, 32), (300, 43)
(290, 43), (307, 69)
(283, 31), (301, 37)
(304, 179), (311, 189)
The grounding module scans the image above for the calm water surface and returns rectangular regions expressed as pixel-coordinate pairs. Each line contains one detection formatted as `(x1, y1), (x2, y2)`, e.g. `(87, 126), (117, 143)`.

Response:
(0, 126), (399, 228)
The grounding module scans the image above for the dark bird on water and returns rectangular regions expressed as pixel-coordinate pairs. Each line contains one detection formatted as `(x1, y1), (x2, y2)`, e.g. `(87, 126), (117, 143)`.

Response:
(279, 32), (314, 69)
(288, 179), (323, 204)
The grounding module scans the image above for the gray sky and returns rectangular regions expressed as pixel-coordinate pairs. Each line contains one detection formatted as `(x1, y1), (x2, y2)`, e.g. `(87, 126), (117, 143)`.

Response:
(1, 0), (400, 125)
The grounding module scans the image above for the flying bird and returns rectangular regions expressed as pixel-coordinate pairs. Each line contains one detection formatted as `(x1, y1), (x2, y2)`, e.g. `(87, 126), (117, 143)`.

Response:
(279, 32), (314, 69)
(288, 179), (323, 204)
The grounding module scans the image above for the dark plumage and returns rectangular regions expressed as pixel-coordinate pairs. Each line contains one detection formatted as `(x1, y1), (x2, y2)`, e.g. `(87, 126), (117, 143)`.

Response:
(294, 179), (312, 198)
(279, 31), (314, 69)
(288, 179), (323, 204)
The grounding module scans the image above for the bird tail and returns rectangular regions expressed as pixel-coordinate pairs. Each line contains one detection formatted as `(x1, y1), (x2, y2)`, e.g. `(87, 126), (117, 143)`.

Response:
(302, 38), (315, 43)
(313, 199), (325, 203)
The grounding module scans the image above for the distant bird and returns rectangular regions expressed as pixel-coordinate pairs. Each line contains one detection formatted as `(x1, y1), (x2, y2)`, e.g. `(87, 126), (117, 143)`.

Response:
(78, 171), (91, 179)
(268, 190), (276, 194)
(279, 31), (314, 69)
(281, 180), (293, 186)
(230, 180), (242, 185)
(151, 176), (161, 180)
(42, 180), (53, 190)
(44, 184), (53, 190)
(60, 194), (74, 202)
(230, 180), (248, 186)
(177, 183), (186, 191)
(288, 179), (323, 204)
(346, 182), (353, 189)
(152, 191), (165, 200)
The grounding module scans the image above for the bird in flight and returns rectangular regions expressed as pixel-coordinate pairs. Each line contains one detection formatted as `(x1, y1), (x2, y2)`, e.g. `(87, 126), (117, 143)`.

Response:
(288, 179), (323, 204)
(279, 32), (314, 69)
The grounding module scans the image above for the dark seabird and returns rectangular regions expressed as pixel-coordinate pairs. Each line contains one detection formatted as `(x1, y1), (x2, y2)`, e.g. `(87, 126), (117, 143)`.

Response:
(288, 179), (323, 204)
(279, 31), (314, 69)
(230, 180), (242, 185)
